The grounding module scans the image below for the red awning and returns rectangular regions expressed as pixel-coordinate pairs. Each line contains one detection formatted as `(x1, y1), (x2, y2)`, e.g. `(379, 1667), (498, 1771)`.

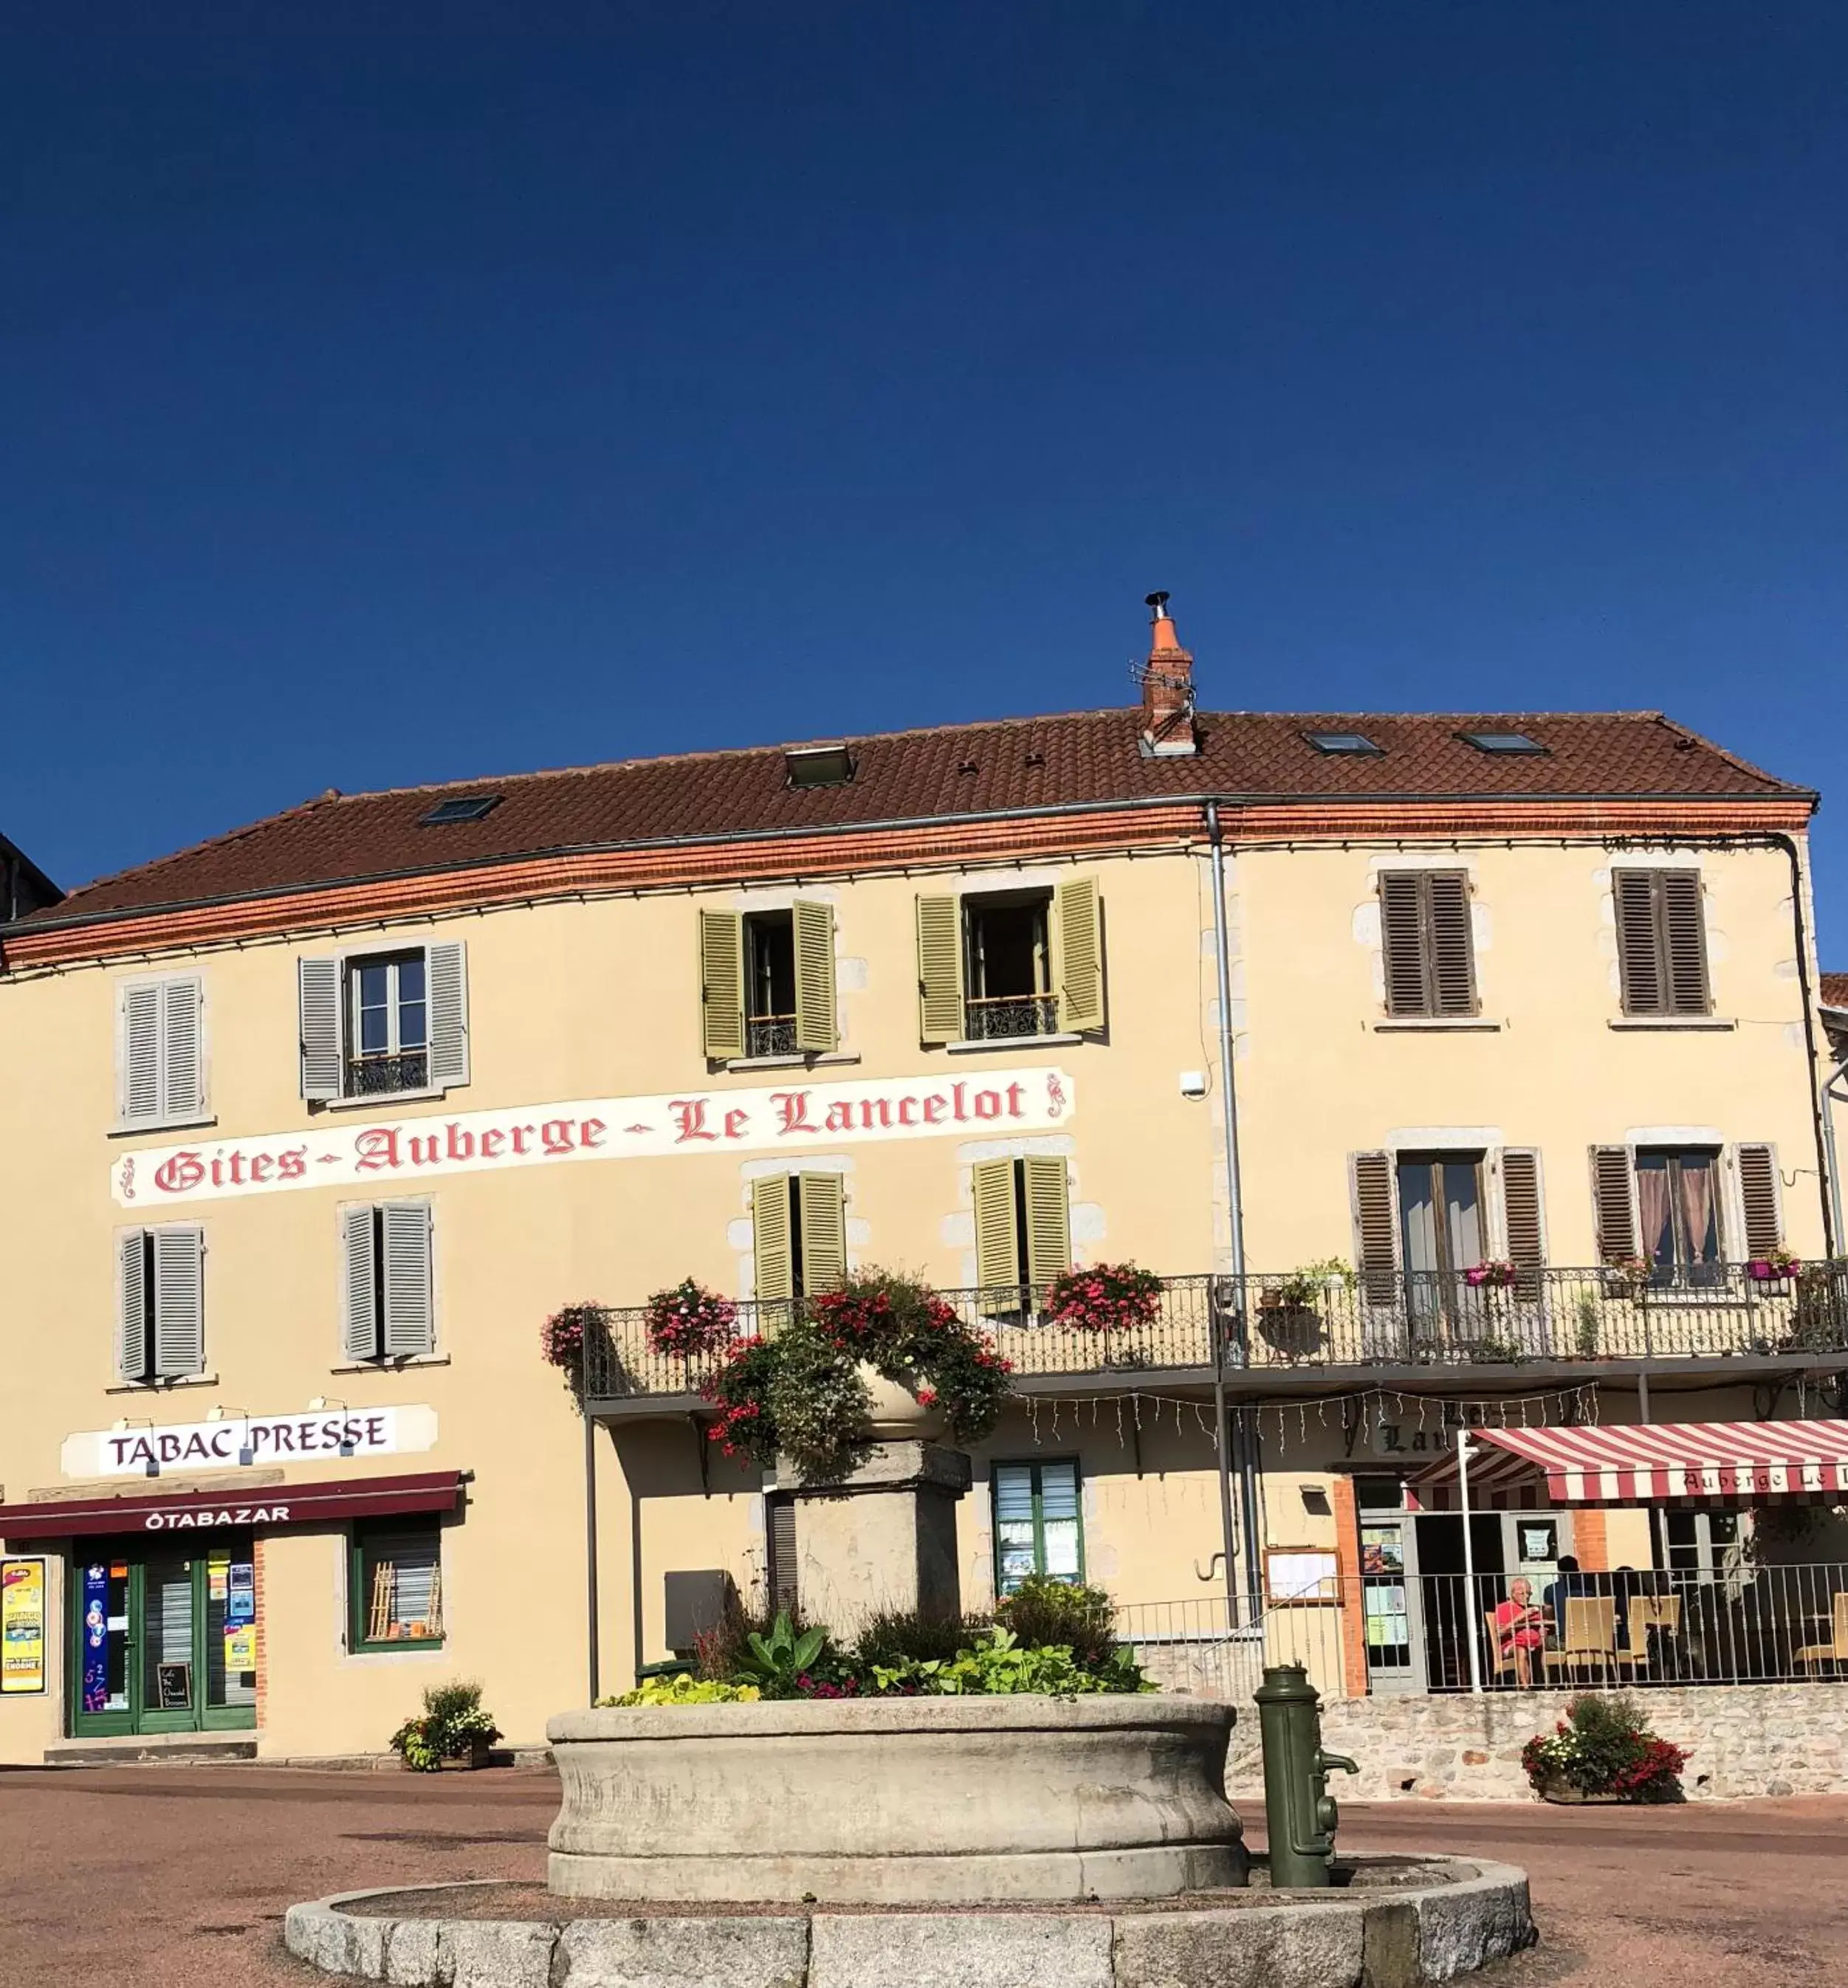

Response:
(0, 1470), (464, 1541)
(1405, 1420), (1848, 1513)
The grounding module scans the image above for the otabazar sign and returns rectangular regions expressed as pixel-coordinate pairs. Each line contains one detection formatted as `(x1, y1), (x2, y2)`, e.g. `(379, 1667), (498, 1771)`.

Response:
(61, 1405), (438, 1479)
(112, 1067), (1074, 1208)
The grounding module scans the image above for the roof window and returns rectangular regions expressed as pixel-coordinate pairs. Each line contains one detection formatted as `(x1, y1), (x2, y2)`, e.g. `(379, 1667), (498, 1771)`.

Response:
(1304, 731), (1383, 757)
(419, 795), (503, 826)
(1457, 731), (1547, 755)
(783, 743), (855, 789)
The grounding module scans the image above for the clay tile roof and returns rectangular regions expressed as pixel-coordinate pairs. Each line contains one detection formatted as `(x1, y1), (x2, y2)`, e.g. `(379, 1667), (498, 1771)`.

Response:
(21, 706), (1812, 929)
(1822, 973), (1848, 1014)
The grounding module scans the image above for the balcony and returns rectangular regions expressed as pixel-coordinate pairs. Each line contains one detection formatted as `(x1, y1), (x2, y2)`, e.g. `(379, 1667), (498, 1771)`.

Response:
(344, 1049), (430, 1098)
(961, 993), (1061, 1042)
(577, 1262), (1848, 1406)
(744, 1015), (799, 1059)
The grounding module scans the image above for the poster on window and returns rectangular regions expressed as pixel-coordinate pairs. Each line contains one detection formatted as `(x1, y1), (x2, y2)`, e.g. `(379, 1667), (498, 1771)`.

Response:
(81, 1564), (110, 1712)
(1, 1559), (47, 1695)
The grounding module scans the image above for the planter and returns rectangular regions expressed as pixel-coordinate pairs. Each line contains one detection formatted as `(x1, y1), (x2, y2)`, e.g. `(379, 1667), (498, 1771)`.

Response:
(1256, 1304), (1324, 1361)
(402, 1735), (493, 1772)
(547, 1695), (1246, 1903)
(856, 1363), (945, 1440)
(1536, 1781), (1624, 1806)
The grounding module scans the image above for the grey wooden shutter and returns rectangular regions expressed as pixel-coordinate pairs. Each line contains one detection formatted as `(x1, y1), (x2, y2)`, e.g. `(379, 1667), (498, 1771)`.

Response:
(299, 955), (343, 1101)
(768, 1498), (799, 1613)
(792, 901), (838, 1054)
(161, 977), (205, 1120)
(916, 895), (963, 1043)
(1591, 1147), (1640, 1262)
(796, 1174), (847, 1295)
(151, 1227), (205, 1379)
(1500, 1149), (1546, 1298)
(699, 910), (746, 1060)
(1021, 1156), (1073, 1286)
(117, 1230), (150, 1383)
(1378, 874), (1430, 1017)
(1052, 878), (1105, 1032)
(752, 1177), (795, 1304)
(1660, 872), (1711, 1016)
(1735, 1144), (1783, 1258)
(381, 1202), (435, 1356)
(342, 1205), (380, 1362)
(120, 983), (163, 1122)
(426, 941), (470, 1087)
(1351, 1152), (1401, 1304)
(1428, 873), (1477, 1017)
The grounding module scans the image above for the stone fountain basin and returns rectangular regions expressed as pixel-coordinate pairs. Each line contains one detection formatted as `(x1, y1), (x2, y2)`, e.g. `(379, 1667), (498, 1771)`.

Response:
(546, 1695), (1246, 1903)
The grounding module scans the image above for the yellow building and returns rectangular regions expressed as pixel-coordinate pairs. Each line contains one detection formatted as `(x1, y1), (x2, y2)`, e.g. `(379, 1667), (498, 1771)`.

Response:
(0, 602), (1841, 1759)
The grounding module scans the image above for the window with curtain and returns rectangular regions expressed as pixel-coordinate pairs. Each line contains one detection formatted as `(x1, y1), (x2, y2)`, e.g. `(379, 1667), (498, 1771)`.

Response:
(351, 1524), (444, 1649)
(992, 1459), (1083, 1594)
(1634, 1149), (1722, 1287)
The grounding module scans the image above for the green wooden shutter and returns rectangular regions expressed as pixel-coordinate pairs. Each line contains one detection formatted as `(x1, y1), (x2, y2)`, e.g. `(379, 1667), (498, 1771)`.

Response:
(797, 1173), (847, 1294)
(1052, 877), (1104, 1033)
(1022, 1156), (1072, 1287)
(916, 895), (963, 1043)
(793, 901), (838, 1053)
(973, 1160), (1022, 1292)
(752, 1177), (795, 1304)
(699, 910), (746, 1060)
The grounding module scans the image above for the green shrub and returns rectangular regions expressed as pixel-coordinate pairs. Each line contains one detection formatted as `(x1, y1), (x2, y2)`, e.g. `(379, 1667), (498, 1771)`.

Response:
(727, 1609), (849, 1699)
(599, 1676), (761, 1706)
(853, 1606), (992, 1672)
(995, 1575), (1119, 1670)
(870, 1626), (1155, 1698)
(389, 1679), (501, 1771)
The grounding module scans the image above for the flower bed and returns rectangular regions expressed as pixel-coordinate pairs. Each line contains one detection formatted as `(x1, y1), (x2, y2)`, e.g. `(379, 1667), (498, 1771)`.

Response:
(1520, 1692), (1688, 1803)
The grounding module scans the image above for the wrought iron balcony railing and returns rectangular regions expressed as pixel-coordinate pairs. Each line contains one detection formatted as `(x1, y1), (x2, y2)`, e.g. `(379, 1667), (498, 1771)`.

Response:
(577, 1262), (1848, 1403)
(744, 1015), (799, 1058)
(344, 1049), (430, 1097)
(962, 993), (1061, 1041)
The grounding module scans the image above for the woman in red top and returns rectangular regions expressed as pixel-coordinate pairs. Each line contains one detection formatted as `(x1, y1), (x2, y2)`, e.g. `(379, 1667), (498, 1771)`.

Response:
(1490, 1576), (1546, 1687)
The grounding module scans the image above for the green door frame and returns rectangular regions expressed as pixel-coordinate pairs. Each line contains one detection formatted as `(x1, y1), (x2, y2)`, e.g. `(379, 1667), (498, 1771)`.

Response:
(67, 1537), (258, 1738)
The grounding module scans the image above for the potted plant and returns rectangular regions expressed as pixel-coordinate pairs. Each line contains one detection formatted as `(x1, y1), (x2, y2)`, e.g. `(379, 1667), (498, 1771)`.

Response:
(1044, 1263), (1163, 1362)
(1521, 1693), (1686, 1804)
(644, 1278), (737, 1359)
(1465, 1259), (1518, 1290)
(1603, 1255), (1652, 1301)
(539, 1301), (609, 1387)
(1746, 1245), (1801, 1287)
(1254, 1260), (1352, 1360)
(390, 1680), (502, 1772)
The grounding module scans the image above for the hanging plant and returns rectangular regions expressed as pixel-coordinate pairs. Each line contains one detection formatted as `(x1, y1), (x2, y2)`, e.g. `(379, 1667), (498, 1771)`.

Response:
(540, 1301), (609, 1379)
(1045, 1262), (1163, 1337)
(1465, 1260), (1519, 1290)
(644, 1278), (738, 1358)
(700, 1270), (1012, 1479)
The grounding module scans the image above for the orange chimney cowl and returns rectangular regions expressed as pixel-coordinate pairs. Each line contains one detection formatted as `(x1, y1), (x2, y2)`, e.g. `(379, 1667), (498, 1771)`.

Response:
(1140, 591), (1198, 757)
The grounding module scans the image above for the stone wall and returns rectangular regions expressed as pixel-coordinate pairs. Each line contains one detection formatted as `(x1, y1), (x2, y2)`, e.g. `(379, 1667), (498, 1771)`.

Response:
(1302, 1683), (1848, 1801)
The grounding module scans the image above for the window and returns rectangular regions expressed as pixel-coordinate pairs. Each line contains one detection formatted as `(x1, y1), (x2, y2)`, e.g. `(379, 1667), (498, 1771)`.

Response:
(751, 1173), (846, 1303)
(419, 794), (501, 826)
(699, 904), (837, 1060)
(117, 975), (205, 1128)
(783, 743), (855, 788)
(115, 1226), (205, 1383)
(1305, 731), (1382, 756)
(1378, 872), (1477, 1017)
(1658, 1509), (1739, 1578)
(298, 942), (469, 1102)
(972, 1157), (1071, 1310)
(341, 1202), (435, 1361)
(993, 1460), (1082, 1594)
(1351, 1148), (1545, 1310)
(1457, 730), (1546, 755)
(351, 1522), (444, 1649)
(915, 878), (1102, 1045)
(1635, 1149), (1723, 1287)
(1613, 870), (1710, 1017)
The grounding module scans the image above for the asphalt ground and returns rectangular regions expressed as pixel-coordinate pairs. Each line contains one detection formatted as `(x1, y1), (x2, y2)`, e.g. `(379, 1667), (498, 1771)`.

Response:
(0, 1765), (1840, 1986)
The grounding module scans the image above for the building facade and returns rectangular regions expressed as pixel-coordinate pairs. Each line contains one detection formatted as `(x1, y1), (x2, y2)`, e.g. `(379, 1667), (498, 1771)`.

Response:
(0, 607), (1841, 1759)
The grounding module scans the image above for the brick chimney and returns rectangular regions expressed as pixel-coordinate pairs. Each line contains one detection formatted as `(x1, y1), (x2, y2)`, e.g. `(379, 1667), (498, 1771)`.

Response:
(1138, 591), (1198, 757)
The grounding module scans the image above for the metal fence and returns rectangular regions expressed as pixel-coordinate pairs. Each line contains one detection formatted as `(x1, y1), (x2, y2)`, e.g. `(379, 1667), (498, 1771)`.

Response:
(580, 1262), (1848, 1400)
(1114, 1593), (1350, 1709)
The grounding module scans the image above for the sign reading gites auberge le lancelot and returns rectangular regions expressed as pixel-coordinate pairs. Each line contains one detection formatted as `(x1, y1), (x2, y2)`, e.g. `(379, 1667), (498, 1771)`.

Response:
(111, 1067), (1074, 1208)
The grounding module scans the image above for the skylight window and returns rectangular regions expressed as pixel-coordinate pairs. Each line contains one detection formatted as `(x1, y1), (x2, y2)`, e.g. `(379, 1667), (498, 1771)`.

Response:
(1304, 730), (1383, 756)
(1457, 731), (1547, 756)
(783, 743), (855, 789)
(419, 795), (503, 826)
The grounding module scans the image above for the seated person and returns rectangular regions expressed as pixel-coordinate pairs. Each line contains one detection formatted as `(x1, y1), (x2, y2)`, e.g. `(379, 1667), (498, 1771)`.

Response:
(1491, 1576), (1546, 1685)
(1543, 1554), (1593, 1640)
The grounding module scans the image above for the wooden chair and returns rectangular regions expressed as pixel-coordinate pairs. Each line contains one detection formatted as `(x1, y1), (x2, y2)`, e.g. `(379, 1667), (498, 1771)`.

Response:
(1794, 1592), (1848, 1672)
(1544, 1596), (1618, 1681)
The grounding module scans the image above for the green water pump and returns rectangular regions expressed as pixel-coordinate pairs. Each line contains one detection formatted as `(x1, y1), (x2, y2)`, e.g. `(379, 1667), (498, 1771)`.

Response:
(1254, 1662), (1358, 1888)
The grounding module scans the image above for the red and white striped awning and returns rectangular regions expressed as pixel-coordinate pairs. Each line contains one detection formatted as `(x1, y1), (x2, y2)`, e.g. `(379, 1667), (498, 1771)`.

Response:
(1404, 1420), (1848, 1513)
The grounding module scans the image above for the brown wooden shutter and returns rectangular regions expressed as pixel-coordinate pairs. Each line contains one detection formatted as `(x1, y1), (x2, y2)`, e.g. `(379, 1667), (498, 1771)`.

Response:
(1500, 1149), (1546, 1299)
(1613, 871), (1664, 1014)
(1378, 874), (1429, 1017)
(1660, 870), (1711, 1015)
(1591, 1147), (1639, 1262)
(1428, 872), (1477, 1017)
(1351, 1152), (1401, 1304)
(1735, 1144), (1783, 1258)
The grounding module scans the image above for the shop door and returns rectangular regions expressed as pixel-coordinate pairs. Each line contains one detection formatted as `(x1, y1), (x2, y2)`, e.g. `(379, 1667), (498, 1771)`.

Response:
(1412, 1513), (1505, 1691)
(71, 1537), (257, 1738)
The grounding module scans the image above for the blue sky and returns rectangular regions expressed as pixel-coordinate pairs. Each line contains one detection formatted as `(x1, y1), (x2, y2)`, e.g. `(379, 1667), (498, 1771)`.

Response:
(3, 4), (1844, 954)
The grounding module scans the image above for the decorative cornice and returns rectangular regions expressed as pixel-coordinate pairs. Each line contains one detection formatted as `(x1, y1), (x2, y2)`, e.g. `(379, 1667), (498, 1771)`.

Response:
(1, 796), (1813, 971)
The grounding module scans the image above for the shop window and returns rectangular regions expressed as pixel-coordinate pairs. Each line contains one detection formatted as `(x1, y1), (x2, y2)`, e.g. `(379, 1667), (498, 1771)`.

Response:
(351, 1523), (445, 1651)
(992, 1459), (1082, 1595)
